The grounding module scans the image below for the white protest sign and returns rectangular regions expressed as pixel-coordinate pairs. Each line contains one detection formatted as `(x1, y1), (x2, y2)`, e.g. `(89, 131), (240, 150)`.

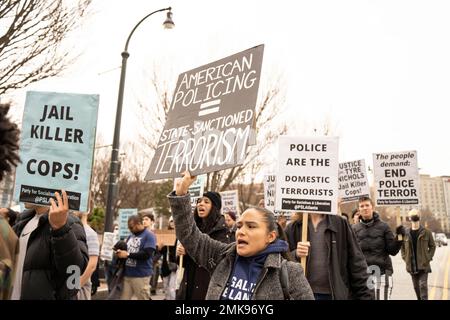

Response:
(145, 45), (264, 180)
(373, 150), (419, 206)
(338, 159), (370, 202)
(100, 232), (118, 261)
(14, 91), (99, 211)
(118, 208), (138, 239)
(263, 175), (276, 212)
(275, 136), (339, 214)
(220, 190), (240, 215)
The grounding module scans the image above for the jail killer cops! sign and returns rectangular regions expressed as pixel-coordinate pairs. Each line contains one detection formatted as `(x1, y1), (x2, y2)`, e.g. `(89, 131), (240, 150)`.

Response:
(145, 45), (264, 180)
(373, 150), (420, 206)
(275, 136), (339, 214)
(14, 91), (99, 211)
(338, 159), (370, 202)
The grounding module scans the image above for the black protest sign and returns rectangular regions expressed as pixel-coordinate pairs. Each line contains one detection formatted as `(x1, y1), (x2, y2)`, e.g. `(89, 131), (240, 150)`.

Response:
(145, 45), (264, 181)
(373, 150), (420, 206)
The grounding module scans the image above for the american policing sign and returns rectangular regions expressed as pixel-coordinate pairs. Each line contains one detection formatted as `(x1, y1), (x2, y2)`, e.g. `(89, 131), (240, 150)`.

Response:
(145, 45), (264, 180)
(338, 159), (370, 202)
(373, 150), (419, 206)
(275, 136), (339, 214)
(14, 91), (99, 211)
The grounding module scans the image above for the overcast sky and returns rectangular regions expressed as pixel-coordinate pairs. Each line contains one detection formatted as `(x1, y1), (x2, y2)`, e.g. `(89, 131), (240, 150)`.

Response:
(7, 0), (450, 178)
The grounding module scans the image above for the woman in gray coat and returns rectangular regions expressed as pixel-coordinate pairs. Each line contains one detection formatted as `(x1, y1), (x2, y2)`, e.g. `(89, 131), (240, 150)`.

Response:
(168, 172), (314, 300)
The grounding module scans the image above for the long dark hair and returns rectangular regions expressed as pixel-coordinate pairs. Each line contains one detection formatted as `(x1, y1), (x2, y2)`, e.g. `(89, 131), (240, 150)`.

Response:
(250, 206), (293, 261)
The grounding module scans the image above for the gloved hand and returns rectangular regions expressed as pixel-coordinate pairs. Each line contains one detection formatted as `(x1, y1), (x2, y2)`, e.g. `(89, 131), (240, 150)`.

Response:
(91, 285), (98, 296)
(396, 225), (406, 237)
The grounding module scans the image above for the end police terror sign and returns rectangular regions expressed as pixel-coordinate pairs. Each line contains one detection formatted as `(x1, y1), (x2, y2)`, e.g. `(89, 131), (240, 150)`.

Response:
(14, 91), (99, 211)
(275, 136), (339, 214)
(145, 45), (264, 181)
(373, 150), (420, 206)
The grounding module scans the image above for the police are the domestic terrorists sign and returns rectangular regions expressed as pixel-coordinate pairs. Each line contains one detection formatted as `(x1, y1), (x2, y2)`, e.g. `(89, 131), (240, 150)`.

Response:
(145, 45), (264, 180)
(275, 136), (339, 214)
(373, 150), (420, 206)
(338, 159), (370, 202)
(14, 91), (99, 211)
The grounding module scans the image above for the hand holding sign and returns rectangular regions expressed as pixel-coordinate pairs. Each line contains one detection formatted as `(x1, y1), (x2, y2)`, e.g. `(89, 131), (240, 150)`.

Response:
(175, 171), (197, 196)
(49, 190), (69, 230)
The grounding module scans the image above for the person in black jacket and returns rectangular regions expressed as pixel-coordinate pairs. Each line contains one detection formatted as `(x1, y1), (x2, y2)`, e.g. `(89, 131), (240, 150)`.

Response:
(176, 191), (228, 300)
(11, 190), (89, 299)
(285, 212), (373, 300)
(352, 196), (405, 300)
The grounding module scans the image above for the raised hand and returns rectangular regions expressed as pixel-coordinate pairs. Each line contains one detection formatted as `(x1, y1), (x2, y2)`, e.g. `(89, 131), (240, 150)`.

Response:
(48, 190), (69, 230)
(175, 171), (197, 196)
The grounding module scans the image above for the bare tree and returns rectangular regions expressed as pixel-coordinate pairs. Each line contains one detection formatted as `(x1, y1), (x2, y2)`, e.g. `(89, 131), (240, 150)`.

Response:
(0, 0), (91, 94)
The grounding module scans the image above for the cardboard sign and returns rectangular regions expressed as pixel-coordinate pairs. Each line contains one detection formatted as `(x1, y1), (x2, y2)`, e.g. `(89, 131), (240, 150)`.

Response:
(100, 232), (118, 261)
(145, 45), (265, 180)
(220, 190), (240, 215)
(373, 150), (420, 206)
(338, 159), (370, 202)
(275, 136), (339, 214)
(118, 208), (138, 239)
(154, 229), (176, 247)
(14, 91), (99, 211)
(263, 175), (276, 212)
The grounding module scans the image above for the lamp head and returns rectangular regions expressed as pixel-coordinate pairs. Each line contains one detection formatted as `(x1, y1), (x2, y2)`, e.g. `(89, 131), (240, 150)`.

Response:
(163, 10), (175, 29)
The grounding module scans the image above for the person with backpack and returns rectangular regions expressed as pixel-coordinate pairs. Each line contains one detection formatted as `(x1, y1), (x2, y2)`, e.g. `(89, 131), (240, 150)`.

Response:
(168, 171), (314, 300)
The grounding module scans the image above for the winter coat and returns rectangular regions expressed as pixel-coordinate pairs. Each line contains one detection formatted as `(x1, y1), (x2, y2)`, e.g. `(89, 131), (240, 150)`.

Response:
(168, 192), (314, 300)
(13, 209), (89, 299)
(176, 201), (229, 300)
(401, 226), (436, 274)
(0, 217), (18, 300)
(285, 214), (373, 300)
(352, 212), (402, 274)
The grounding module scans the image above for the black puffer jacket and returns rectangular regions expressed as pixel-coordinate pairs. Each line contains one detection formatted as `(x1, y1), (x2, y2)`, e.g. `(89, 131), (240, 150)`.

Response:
(177, 209), (228, 300)
(13, 209), (89, 299)
(352, 212), (402, 274)
(285, 214), (373, 300)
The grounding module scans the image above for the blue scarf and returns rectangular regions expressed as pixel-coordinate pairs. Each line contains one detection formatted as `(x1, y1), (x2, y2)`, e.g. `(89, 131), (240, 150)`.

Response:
(221, 239), (288, 300)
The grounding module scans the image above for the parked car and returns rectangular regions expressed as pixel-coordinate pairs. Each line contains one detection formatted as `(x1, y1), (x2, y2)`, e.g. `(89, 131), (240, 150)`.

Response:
(435, 233), (448, 247)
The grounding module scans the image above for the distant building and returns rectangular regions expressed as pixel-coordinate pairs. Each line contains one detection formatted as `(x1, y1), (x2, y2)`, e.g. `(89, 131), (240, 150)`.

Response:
(0, 170), (15, 207)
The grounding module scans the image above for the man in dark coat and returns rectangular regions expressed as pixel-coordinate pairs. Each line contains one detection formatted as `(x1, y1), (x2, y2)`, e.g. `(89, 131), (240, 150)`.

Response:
(11, 191), (88, 299)
(285, 212), (373, 300)
(352, 196), (404, 300)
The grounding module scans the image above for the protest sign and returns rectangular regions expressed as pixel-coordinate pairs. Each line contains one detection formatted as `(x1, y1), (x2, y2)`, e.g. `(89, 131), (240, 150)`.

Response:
(100, 232), (118, 261)
(338, 159), (370, 202)
(118, 208), (138, 239)
(373, 150), (419, 206)
(275, 136), (339, 214)
(220, 190), (240, 215)
(145, 45), (265, 180)
(154, 229), (176, 246)
(263, 175), (276, 212)
(14, 91), (99, 211)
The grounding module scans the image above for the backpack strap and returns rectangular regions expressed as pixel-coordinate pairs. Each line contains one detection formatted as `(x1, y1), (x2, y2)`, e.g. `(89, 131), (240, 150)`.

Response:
(279, 258), (291, 300)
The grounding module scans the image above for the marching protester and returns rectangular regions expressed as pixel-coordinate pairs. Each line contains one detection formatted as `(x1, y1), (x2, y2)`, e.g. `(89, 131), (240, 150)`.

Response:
(352, 196), (405, 300)
(72, 202), (100, 300)
(170, 171), (314, 300)
(352, 208), (360, 225)
(12, 190), (89, 299)
(159, 216), (178, 300)
(285, 212), (373, 300)
(117, 215), (156, 300)
(401, 209), (436, 300)
(175, 188), (229, 300)
(142, 212), (160, 296)
(224, 211), (237, 243)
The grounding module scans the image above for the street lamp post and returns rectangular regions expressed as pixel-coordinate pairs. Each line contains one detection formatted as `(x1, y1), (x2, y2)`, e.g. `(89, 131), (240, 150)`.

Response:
(104, 7), (174, 233)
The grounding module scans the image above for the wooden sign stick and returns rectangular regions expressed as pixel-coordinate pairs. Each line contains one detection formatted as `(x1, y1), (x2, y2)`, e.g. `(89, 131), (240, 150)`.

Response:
(300, 213), (309, 275)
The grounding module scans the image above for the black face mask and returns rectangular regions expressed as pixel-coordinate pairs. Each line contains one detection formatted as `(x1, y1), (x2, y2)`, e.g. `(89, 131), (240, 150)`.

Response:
(410, 215), (420, 222)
